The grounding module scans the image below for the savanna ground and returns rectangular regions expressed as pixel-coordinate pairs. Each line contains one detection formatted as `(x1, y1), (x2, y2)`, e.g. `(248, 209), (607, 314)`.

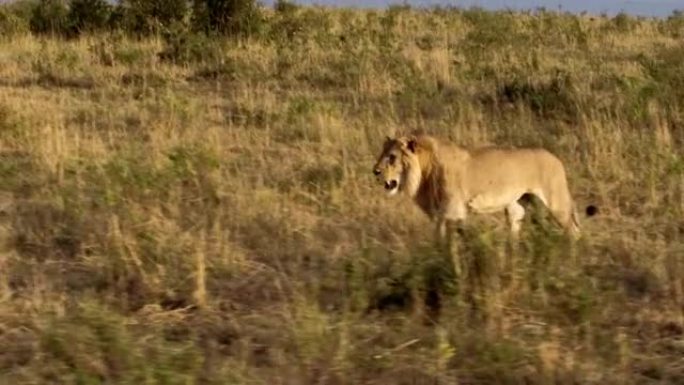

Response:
(0, 5), (683, 384)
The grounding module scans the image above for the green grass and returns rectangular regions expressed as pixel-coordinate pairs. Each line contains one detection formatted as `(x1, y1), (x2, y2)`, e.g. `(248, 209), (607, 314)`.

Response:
(0, 6), (683, 385)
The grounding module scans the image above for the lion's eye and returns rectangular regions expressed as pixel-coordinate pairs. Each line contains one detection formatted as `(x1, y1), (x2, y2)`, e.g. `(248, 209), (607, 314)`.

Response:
(388, 154), (396, 165)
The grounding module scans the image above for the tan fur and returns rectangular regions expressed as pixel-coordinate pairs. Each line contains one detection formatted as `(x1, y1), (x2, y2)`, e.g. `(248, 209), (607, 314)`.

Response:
(372, 133), (593, 240)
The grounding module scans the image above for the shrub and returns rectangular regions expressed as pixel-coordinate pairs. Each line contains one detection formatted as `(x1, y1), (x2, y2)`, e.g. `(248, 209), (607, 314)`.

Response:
(461, 7), (526, 50)
(0, 6), (30, 37)
(605, 12), (639, 33)
(117, 0), (189, 35)
(29, 0), (69, 35)
(269, 0), (301, 41)
(159, 25), (223, 64)
(67, 0), (112, 35)
(4, 0), (38, 21)
(610, 11), (638, 33)
(269, 2), (334, 45)
(494, 72), (578, 122)
(191, 0), (264, 36)
(107, 3), (128, 31)
(274, 0), (298, 14)
(660, 10), (684, 38)
(638, 45), (684, 112)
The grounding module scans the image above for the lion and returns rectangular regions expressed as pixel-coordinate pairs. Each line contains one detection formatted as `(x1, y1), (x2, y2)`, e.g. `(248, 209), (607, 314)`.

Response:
(372, 133), (597, 245)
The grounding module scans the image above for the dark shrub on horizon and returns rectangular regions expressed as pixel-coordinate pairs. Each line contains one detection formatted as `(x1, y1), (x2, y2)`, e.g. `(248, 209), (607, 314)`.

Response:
(116, 0), (189, 35)
(29, 0), (68, 35)
(191, 0), (263, 36)
(67, 0), (112, 35)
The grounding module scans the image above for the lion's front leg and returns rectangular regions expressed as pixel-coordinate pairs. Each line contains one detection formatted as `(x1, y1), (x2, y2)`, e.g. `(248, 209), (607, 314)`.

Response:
(434, 216), (464, 279)
(445, 219), (464, 279)
(434, 217), (447, 250)
(444, 202), (467, 282)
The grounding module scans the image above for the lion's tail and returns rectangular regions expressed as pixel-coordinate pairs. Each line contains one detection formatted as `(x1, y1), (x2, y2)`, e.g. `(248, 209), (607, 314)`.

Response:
(572, 203), (598, 232)
(585, 205), (599, 217)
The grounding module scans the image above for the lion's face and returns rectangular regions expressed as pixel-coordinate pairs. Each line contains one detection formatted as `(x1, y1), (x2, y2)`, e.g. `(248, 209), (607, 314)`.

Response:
(372, 137), (417, 196)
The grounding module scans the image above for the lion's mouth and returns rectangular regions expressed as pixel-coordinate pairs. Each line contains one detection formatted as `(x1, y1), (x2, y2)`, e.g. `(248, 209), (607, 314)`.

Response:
(384, 180), (399, 194)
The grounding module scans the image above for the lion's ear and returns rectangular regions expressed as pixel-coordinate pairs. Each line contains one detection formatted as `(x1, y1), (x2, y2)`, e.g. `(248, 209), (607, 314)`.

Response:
(407, 137), (418, 153)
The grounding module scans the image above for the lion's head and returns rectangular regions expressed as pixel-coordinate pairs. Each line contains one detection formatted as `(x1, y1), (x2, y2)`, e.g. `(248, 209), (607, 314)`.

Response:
(372, 136), (422, 197)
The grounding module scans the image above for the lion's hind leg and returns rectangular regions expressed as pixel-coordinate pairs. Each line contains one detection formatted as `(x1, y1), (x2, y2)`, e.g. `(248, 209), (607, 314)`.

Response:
(505, 200), (526, 239)
(502, 200), (526, 289)
(547, 197), (580, 238)
(527, 187), (579, 237)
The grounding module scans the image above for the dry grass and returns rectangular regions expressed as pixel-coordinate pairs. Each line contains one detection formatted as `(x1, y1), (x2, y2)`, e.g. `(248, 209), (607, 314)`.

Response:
(0, 6), (683, 385)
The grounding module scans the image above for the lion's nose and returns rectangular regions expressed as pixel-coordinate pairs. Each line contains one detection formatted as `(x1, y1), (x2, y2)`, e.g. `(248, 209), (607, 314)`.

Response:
(373, 168), (381, 176)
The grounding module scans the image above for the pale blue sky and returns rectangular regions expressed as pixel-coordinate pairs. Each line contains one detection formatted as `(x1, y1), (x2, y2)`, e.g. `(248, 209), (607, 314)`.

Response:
(275, 0), (683, 17)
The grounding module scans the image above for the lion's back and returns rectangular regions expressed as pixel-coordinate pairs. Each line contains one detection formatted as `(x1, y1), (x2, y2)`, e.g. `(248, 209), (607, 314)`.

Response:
(471, 146), (564, 172)
(438, 143), (568, 195)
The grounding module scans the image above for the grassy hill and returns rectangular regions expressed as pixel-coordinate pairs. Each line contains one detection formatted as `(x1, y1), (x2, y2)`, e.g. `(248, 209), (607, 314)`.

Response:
(0, 6), (683, 384)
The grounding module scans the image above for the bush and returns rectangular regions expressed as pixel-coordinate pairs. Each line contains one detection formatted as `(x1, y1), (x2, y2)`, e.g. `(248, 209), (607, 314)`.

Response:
(117, 0), (189, 35)
(191, 0), (263, 36)
(638, 45), (684, 112)
(269, 1), (335, 45)
(660, 10), (684, 38)
(107, 3), (126, 31)
(494, 72), (578, 122)
(274, 0), (298, 14)
(0, 6), (30, 37)
(159, 25), (223, 64)
(67, 0), (112, 35)
(29, 0), (69, 35)
(2, 0), (37, 24)
(461, 8), (530, 53)
(270, 0), (300, 41)
(610, 11), (639, 33)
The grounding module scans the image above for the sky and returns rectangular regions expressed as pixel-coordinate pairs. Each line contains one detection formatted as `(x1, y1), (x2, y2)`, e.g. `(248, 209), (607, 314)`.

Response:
(275, 0), (683, 17)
